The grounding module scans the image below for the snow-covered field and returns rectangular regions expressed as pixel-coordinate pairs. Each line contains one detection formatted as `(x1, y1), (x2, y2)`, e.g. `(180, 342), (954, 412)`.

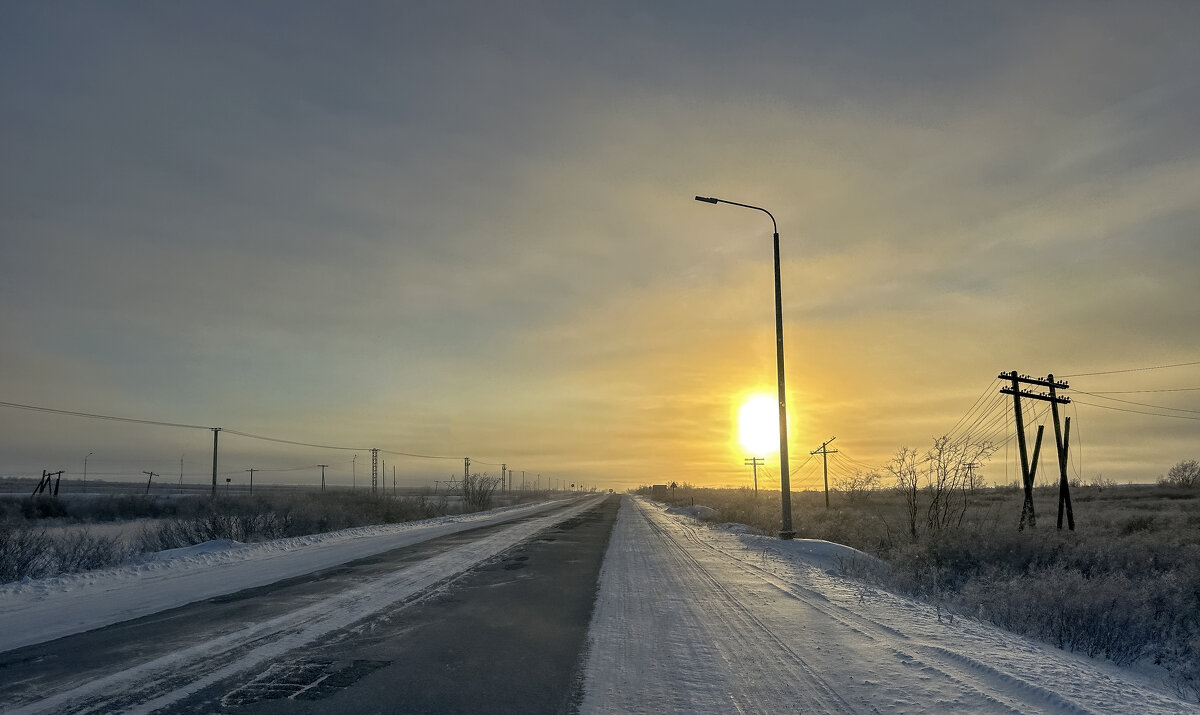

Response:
(580, 496), (1194, 714)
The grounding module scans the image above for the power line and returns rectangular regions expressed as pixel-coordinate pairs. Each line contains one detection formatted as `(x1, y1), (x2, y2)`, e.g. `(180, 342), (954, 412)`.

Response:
(1088, 387), (1200, 394)
(945, 379), (1001, 439)
(377, 448), (461, 461)
(1062, 360), (1200, 378)
(1074, 390), (1200, 414)
(2, 400), (506, 469)
(1073, 400), (1200, 421)
(0, 400), (210, 430)
(222, 429), (369, 452)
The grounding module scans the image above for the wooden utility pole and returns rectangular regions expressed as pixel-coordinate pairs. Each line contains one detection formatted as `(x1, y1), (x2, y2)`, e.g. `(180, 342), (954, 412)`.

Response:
(964, 462), (980, 493)
(811, 437), (838, 509)
(211, 428), (221, 497)
(744, 457), (764, 494)
(1000, 371), (1071, 531)
(1047, 374), (1075, 530)
(318, 464), (328, 492)
(245, 468), (257, 495)
(32, 470), (64, 496)
(371, 448), (379, 495)
(1002, 371), (1035, 528)
(143, 471), (158, 495)
(501, 464), (507, 492)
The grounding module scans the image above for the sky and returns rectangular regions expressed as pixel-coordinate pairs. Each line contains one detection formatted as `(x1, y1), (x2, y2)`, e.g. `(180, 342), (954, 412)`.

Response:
(2, 1), (1198, 492)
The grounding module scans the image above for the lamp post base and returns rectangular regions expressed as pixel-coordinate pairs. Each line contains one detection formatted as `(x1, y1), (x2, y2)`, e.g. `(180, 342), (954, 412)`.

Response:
(778, 530), (796, 540)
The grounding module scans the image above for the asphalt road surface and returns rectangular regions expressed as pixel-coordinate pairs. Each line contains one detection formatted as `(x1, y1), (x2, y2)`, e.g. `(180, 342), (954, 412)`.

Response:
(1, 494), (620, 714)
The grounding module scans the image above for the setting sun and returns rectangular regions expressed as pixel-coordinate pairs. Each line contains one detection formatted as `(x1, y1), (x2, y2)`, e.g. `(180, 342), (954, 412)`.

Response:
(738, 395), (779, 456)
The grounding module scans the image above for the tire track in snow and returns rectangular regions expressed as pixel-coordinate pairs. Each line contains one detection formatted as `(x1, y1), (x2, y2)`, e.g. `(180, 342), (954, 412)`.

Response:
(639, 502), (856, 713)
(646, 501), (1092, 714)
(634, 498), (1190, 714)
(581, 496), (859, 714)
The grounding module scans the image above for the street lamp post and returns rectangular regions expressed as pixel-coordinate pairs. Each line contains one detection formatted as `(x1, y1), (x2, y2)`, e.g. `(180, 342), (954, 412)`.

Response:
(695, 195), (796, 539)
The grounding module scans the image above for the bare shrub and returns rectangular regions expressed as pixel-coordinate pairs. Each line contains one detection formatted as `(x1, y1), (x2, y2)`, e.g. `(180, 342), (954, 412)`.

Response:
(461, 473), (502, 512)
(835, 470), (880, 503)
(0, 525), (133, 582)
(0, 524), (51, 582)
(1160, 459), (1200, 488)
(925, 437), (997, 533)
(50, 529), (132, 574)
(887, 447), (921, 538)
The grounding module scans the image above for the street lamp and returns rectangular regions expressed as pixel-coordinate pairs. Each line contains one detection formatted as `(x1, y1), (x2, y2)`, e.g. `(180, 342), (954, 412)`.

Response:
(695, 195), (796, 539)
(83, 452), (93, 491)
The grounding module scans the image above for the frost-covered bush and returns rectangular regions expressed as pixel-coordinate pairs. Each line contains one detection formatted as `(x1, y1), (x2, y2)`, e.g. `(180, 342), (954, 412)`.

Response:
(0, 524), (132, 582)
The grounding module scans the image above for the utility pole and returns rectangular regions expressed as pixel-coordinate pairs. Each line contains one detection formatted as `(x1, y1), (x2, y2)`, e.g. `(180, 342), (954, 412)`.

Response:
(143, 471), (158, 495)
(211, 428), (221, 497)
(83, 452), (93, 491)
(810, 437), (838, 509)
(352, 454), (357, 490)
(371, 448), (379, 495)
(318, 464), (328, 492)
(245, 468), (257, 495)
(1000, 371), (1070, 530)
(33, 470), (65, 497)
(1002, 371), (1035, 529)
(744, 457), (764, 494)
(464, 457), (471, 483)
(393, 465), (396, 496)
(501, 464), (507, 492)
(179, 455), (184, 493)
(964, 462), (980, 493)
(1046, 374), (1075, 530)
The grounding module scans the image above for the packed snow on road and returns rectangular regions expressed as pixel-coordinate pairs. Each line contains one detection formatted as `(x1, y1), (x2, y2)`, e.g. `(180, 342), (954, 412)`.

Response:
(580, 495), (1194, 714)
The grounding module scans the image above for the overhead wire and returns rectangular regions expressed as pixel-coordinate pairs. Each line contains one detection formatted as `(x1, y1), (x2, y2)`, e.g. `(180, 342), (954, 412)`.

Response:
(1087, 387), (1200, 394)
(945, 379), (1002, 441)
(1072, 390), (1200, 414)
(1062, 360), (1200, 378)
(1073, 400), (1200, 421)
(0, 400), (210, 430)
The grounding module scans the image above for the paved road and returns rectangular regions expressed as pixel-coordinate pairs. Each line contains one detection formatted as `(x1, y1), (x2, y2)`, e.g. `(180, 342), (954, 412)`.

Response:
(1, 495), (619, 714)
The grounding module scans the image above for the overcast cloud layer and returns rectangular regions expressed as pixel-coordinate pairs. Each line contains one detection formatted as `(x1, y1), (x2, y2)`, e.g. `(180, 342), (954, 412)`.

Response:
(3, 2), (1198, 490)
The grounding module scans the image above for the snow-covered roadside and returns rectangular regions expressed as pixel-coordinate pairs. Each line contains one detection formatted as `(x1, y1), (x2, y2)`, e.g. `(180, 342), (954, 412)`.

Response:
(581, 496), (1194, 714)
(0, 497), (580, 654)
(8, 495), (608, 715)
